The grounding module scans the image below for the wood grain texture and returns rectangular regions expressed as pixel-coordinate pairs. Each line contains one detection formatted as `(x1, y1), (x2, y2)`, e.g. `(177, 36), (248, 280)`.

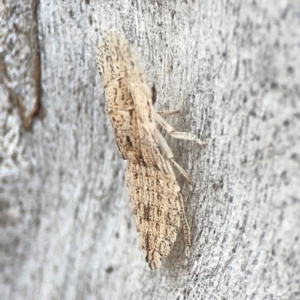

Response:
(1, 0), (299, 299)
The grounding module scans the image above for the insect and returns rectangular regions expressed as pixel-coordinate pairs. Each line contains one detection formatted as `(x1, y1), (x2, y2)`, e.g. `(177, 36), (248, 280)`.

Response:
(96, 29), (205, 270)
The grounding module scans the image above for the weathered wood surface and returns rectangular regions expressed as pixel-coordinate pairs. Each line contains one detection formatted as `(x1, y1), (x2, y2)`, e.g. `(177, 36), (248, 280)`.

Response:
(1, 1), (299, 299)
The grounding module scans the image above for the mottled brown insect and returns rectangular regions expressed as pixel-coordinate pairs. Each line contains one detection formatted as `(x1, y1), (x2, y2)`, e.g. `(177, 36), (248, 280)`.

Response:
(96, 29), (205, 270)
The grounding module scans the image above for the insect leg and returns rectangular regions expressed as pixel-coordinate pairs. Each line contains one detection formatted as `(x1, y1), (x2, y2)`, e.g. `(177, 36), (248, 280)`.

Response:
(154, 110), (205, 146)
(155, 128), (193, 191)
(157, 110), (180, 117)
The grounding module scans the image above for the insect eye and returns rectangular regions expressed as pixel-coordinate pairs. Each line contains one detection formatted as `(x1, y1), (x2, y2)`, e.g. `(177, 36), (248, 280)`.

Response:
(151, 84), (156, 105)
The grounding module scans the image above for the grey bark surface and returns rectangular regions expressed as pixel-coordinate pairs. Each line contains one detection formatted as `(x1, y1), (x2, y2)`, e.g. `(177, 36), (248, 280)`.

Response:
(1, 1), (300, 299)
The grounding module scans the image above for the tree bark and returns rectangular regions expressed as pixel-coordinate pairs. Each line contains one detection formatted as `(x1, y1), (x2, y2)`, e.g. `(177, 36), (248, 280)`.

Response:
(1, 0), (299, 299)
